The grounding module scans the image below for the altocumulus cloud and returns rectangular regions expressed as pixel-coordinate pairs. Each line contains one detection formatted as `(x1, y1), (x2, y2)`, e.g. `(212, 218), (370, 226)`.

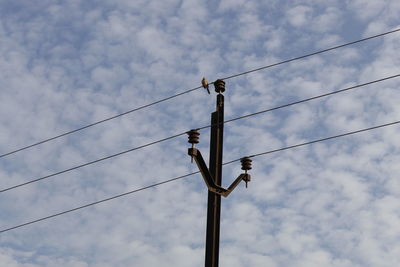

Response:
(1, 0), (400, 266)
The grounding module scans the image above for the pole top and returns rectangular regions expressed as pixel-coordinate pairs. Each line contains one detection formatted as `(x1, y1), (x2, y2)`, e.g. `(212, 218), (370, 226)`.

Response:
(214, 79), (225, 94)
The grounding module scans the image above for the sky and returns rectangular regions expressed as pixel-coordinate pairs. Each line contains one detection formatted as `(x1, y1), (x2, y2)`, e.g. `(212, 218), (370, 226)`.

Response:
(1, 0), (400, 266)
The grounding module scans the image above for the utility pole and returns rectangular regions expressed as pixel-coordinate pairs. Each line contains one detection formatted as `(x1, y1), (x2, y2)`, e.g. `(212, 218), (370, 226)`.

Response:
(187, 79), (253, 267)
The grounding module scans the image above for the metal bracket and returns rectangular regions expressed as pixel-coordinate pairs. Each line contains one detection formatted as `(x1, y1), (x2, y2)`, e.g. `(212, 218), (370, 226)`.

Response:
(188, 148), (250, 198)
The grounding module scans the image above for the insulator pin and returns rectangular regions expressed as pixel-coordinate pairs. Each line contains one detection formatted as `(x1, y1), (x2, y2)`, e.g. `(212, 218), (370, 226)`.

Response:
(240, 157), (252, 172)
(243, 174), (251, 188)
(187, 129), (200, 145)
(214, 79), (225, 93)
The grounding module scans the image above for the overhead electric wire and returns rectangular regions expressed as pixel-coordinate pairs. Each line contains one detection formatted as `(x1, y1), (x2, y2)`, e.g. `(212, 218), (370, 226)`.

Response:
(1, 73), (399, 194)
(1, 28), (399, 159)
(222, 120), (400, 165)
(199, 73), (400, 130)
(1, 119), (400, 234)
(0, 86), (203, 159)
(0, 132), (186, 193)
(220, 28), (400, 81)
(0, 171), (200, 234)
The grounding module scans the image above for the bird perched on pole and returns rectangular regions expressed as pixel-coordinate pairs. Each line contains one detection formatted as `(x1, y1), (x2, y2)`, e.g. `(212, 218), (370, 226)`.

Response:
(201, 77), (210, 94)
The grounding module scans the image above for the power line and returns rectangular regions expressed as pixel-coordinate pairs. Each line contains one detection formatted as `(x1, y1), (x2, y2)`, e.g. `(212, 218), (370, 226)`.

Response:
(1, 119), (399, 234)
(0, 171), (199, 234)
(199, 73), (400, 130)
(1, 73), (398, 194)
(0, 86), (202, 159)
(0, 132), (185, 193)
(223, 120), (400, 165)
(1, 28), (399, 159)
(221, 28), (400, 81)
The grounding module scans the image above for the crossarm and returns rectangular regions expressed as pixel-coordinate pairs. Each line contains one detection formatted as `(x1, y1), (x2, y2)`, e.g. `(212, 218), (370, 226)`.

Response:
(188, 148), (249, 198)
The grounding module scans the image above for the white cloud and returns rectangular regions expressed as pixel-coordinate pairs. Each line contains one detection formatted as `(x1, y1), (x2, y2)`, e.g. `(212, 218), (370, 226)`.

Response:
(286, 5), (313, 27)
(1, 1), (400, 266)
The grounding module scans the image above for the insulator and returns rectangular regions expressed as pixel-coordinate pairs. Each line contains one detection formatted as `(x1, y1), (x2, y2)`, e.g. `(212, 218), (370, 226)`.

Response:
(240, 157), (252, 171)
(214, 79), (225, 93)
(187, 129), (200, 145)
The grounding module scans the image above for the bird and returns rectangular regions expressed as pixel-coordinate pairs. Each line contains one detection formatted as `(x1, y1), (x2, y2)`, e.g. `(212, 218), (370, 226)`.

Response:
(201, 77), (210, 94)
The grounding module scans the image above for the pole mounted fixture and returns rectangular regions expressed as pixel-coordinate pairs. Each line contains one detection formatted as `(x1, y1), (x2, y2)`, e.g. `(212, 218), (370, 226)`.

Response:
(187, 144), (252, 197)
(187, 129), (200, 163)
(213, 79), (225, 94)
(186, 79), (253, 267)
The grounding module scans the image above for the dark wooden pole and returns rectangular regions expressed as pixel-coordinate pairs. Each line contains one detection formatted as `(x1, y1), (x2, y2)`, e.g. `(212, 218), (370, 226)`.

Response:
(205, 81), (225, 267)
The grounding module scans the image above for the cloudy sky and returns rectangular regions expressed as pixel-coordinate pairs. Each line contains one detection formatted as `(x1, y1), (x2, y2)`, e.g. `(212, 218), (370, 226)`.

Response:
(1, 0), (400, 266)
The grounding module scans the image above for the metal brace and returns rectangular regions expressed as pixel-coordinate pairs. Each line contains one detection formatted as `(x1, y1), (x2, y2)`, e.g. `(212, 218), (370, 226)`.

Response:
(188, 148), (251, 198)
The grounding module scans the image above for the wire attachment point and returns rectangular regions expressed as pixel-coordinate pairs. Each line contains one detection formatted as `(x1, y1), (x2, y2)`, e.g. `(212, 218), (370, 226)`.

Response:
(187, 129), (200, 163)
(214, 79), (225, 94)
(240, 157), (252, 187)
